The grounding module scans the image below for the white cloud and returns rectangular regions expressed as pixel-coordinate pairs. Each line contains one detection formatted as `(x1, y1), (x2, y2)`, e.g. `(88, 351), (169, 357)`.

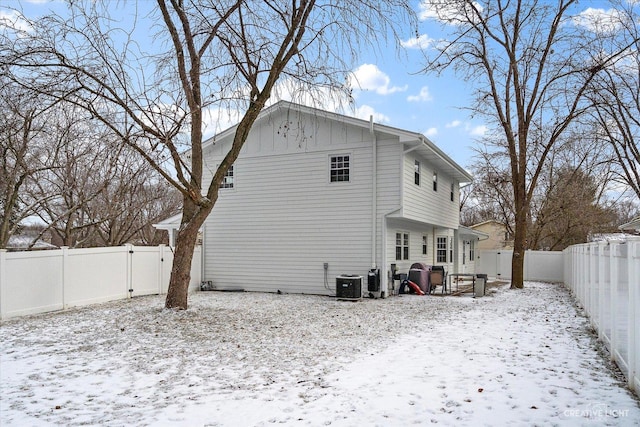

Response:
(349, 64), (408, 95)
(401, 34), (434, 50)
(446, 120), (462, 128)
(407, 86), (433, 102)
(201, 107), (244, 139)
(572, 8), (626, 34)
(352, 104), (390, 124)
(0, 10), (33, 32)
(469, 125), (487, 137)
(424, 127), (438, 138)
(418, 0), (483, 24)
(269, 77), (349, 112)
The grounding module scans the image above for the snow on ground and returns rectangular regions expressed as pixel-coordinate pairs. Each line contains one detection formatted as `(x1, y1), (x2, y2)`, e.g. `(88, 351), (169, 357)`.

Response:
(1, 282), (638, 426)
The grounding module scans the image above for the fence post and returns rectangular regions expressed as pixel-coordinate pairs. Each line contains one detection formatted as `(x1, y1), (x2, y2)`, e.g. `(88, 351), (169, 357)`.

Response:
(598, 243), (606, 343)
(158, 244), (165, 294)
(125, 244), (133, 298)
(61, 246), (69, 309)
(0, 249), (6, 320)
(629, 241), (638, 393)
(610, 243), (617, 362)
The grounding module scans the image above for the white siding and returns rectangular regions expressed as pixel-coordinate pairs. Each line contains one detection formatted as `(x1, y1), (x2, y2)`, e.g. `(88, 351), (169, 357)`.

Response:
(200, 104), (466, 296)
(386, 219), (435, 273)
(203, 109), (380, 295)
(402, 152), (459, 229)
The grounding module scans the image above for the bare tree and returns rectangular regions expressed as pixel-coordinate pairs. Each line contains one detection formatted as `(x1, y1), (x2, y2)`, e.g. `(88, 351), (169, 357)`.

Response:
(0, 79), (62, 248)
(529, 167), (619, 250)
(2, 0), (414, 308)
(418, 0), (629, 288)
(586, 1), (640, 200)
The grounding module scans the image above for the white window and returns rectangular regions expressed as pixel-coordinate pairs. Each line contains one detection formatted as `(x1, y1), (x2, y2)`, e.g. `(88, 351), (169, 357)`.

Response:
(463, 241), (467, 264)
(219, 165), (234, 189)
(396, 232), (409, 260)
(436, 237), (447, 263)
(450, 182), (454, 202)
(330, 155), (350, 182)
(422, 235), (428, 255)
(433, 171), (438, 191)
(469, 240), (475, 262)
(414, 160), (420, 185)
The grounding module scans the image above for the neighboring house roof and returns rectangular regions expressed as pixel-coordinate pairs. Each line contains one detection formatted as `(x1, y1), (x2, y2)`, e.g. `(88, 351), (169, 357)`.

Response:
(470, 219), (507, 229)
(589, 233), (640, 242)
(6, 235), (59, 251)
(619, 216), (640, 233)
(202, 100), (473, 184)
(152, 213), (183, 232)
(458, 226), (489, 241)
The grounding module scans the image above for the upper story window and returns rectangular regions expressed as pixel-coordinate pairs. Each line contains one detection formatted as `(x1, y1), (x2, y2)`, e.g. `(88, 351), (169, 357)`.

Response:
(414, 160), (420, 185)
(396, 232), (409, 260)
(330, 155), (350, 182)
(450, 182), (454, 201)
(219, 165), (234, 189)
(433, 171), (438, 191)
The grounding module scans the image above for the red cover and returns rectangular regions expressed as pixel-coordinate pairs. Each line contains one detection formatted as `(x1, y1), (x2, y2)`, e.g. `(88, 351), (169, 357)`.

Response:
(407, 280), (425, 295)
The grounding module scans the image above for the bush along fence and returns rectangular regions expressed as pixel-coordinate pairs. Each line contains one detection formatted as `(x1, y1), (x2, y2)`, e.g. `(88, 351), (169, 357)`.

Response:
(563, 241), (640, 395)
(0, 244), (202, 320)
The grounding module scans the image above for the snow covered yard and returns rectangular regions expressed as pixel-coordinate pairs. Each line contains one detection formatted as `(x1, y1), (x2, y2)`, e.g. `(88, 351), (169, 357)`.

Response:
(1, 282), (638, 426)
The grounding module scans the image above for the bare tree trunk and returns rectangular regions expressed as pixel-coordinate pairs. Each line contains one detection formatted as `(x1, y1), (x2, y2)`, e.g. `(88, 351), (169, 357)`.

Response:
(165, 197), (212, 310)
(511, 191), (527, 289)
(165, 223), (199, 309)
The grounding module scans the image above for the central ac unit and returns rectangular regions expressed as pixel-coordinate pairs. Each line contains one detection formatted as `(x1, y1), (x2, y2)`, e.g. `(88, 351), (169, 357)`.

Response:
(336, 275), (362, 300)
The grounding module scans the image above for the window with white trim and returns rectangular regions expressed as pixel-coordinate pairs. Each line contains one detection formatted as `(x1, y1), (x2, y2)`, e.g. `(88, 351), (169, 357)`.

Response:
(330, 155), (350, 182)
(469, 240), (475, 262)
(219, 165), (234, 189)
(422, 235), (428, 255)
(433, 171), (438, 191)
(436, 236), (447, 263)
(450, 182), (454, 202)
(414, 160), (420, 185)
(396, 232), (409, 260)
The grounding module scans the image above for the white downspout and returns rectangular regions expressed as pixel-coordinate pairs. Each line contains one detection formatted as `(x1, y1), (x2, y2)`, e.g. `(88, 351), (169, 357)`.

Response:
(370, 115), (377, 270)
(383, 207), (402, 295)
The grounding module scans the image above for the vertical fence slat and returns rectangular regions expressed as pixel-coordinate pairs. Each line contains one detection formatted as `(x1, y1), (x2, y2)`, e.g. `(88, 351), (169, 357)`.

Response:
(0, 249), (6, 319)
(630, 242), (639, 393)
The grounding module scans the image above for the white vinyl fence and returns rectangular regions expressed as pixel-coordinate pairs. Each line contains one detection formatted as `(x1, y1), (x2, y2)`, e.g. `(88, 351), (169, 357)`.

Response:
(477, 249), (564, 282)
(564, 241), (640, 395)
(0, 244), (201, 320)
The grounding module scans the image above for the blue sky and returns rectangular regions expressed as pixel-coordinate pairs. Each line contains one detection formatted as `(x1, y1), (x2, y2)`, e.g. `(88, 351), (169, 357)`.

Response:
(0, 0), (622, 170)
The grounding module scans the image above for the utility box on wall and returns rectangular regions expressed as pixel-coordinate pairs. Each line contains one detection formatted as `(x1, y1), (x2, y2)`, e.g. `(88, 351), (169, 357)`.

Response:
(367, 269), (380, 292)
(336, 275), (362, 300)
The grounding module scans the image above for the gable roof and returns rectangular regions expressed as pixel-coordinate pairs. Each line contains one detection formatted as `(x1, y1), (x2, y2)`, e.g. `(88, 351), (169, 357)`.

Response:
(619, 216), (640, 233)
(471, 219), (507, 229)
(202, 100), (473, 184)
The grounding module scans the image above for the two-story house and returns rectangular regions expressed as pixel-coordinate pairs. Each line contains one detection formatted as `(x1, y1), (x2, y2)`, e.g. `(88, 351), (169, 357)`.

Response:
(177, 101), (480, 296)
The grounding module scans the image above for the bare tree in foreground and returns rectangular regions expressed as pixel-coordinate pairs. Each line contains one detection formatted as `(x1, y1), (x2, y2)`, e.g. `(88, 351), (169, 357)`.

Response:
(2, 0), (414, 309)
(418, 0), (630, 288)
